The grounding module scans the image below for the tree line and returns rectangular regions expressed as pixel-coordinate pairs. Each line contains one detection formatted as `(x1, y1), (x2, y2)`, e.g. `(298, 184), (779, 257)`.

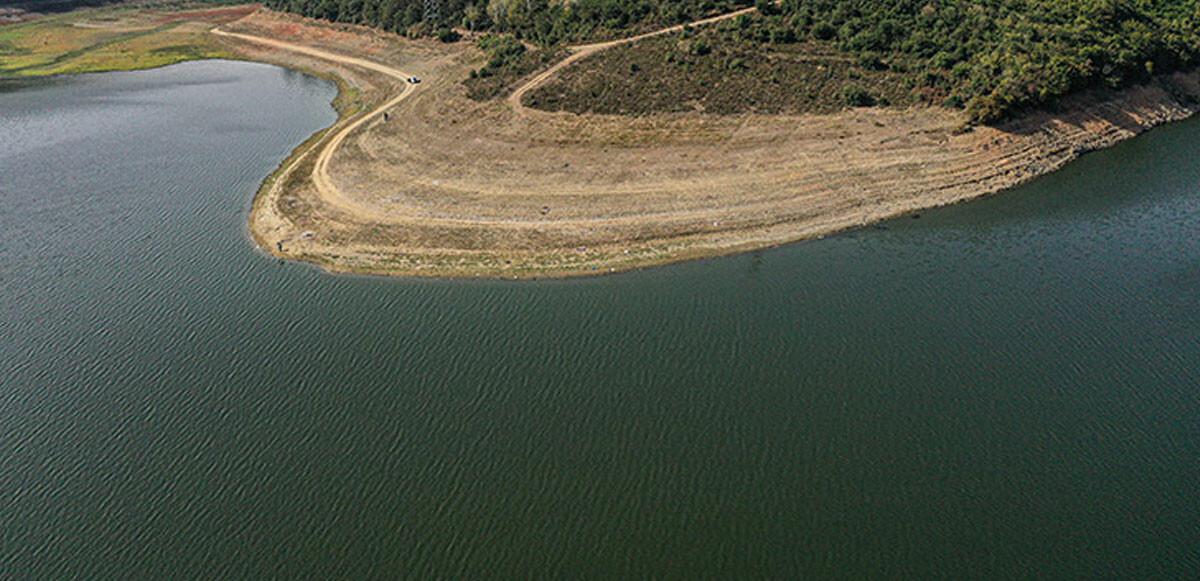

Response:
(261, 0), (754, 44)
(772, 0), (1200, 121)
(264, 0), (1200, 122)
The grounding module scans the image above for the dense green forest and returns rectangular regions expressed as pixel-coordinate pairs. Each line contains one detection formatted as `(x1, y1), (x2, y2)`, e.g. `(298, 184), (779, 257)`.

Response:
(776, 0), (1200, 121)
(261, 0), (754, 43)
(264, 0), (1200, 122)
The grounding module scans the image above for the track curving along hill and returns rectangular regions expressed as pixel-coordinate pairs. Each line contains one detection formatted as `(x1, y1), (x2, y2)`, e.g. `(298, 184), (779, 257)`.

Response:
(214, 9), (1200, 279)
(506, 5), (760, 115)
(215, 5), (765, 226)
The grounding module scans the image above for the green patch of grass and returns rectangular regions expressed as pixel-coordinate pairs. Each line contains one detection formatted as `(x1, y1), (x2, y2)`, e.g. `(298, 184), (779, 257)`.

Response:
(1, 3), (249, 78)
(1, 20), (173, 76)
(148, 43), (201, 56)
(0, 36), (31, 57)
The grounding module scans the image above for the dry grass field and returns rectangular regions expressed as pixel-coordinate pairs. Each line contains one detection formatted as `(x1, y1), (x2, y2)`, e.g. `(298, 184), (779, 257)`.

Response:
(525, 22), (916, 116)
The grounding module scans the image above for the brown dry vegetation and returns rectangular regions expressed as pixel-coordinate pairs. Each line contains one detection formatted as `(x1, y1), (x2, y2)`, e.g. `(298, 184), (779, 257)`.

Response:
(526, 22), (914, 116)
(463, 43), (567, 101)
(213, 10), (1200, 278)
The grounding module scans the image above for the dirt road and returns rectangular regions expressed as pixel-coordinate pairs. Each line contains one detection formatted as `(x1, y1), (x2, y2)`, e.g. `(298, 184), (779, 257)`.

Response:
(214, 10), (1200, 279)
(215, 5), (759, 221)
(213, 6), (765, 230)
(506, 6), (759, 114)
(212, 27), (416, 218)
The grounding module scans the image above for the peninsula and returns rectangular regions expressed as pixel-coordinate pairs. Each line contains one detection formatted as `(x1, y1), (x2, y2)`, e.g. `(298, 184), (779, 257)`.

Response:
(7, 0), (1200, 277)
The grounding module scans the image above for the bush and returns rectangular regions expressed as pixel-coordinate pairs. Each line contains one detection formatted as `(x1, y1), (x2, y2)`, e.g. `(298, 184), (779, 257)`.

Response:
(477, 35), (526, 68)
(768, 26), (796, 44)
(755, 0), (779, 16)
(812, 21), (836, 41)
(858, 54), (888, 71)
(839, 84), (876, 107)
(437, 28), (461, 43)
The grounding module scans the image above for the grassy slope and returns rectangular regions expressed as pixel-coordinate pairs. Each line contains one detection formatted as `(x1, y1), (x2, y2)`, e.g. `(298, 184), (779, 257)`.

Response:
(525, 19), (914, 115)
(0, 3), (250, 78)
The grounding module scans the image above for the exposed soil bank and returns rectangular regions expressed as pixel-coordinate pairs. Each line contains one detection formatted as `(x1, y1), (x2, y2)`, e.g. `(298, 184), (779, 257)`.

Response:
(222, 11), (1200, 279)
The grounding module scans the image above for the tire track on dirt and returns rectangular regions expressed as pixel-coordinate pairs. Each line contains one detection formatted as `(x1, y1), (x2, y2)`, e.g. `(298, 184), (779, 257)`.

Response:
(212, 27), (416, 218)
(506, 6), (760, 114)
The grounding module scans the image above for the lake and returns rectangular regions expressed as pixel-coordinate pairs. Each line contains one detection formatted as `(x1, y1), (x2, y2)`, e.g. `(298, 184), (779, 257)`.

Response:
(2, 60), (1198, 578)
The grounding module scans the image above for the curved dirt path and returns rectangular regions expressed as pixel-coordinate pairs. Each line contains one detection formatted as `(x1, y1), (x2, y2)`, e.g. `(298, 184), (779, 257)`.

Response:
(213, 6), (762, 228)
(507, 6), (759, 114)
(207, 11), (1194, 279)
(211, 27), (416, 214)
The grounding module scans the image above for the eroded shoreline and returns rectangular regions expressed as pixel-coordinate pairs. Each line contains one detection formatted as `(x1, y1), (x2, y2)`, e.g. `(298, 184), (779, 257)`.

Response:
(229, 10), (1200, 278)
(31, 7), (1194, 279)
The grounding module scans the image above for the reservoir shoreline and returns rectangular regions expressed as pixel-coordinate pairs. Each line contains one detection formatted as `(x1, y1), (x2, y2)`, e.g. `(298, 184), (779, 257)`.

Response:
(5, 53), (1200, 579)
(10, 7), (1200, 278)
(219, 11), (1200, 279)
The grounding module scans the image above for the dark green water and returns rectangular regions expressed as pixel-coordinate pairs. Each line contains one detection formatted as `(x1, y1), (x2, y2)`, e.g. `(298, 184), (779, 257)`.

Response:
(2, 61), (1199, 579)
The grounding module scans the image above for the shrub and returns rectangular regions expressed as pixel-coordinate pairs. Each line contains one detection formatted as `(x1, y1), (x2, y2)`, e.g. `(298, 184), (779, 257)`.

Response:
(755, 0), (779, 16)
(858, 54), (888, 71)
(812, 21), (836, 41)
(839, 84), (876, 107)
